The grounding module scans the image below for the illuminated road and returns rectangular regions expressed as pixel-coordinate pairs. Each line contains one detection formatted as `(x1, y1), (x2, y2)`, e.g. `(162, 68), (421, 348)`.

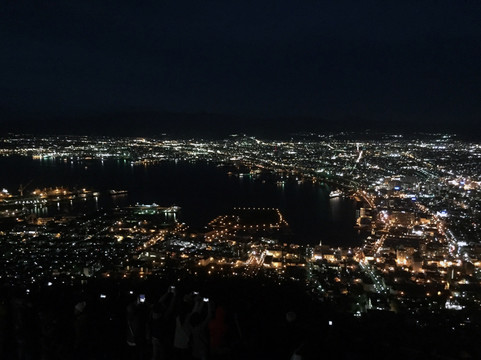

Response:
(356, 190), (375, 208)
(359, 262), (389, 295)
(246, 250), (266, 276)
(136, 231), (166, 252)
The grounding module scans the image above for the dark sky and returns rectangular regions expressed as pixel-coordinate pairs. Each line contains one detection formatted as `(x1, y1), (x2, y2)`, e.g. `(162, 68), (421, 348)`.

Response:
(1, 1), (481, 135)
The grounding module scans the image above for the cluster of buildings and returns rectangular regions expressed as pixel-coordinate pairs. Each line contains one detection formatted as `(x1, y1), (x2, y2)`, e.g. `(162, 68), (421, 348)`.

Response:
(1, 133), (481, 323)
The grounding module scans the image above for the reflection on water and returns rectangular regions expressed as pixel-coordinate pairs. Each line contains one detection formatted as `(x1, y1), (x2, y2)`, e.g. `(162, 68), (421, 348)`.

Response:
(0, 157), (361, 246)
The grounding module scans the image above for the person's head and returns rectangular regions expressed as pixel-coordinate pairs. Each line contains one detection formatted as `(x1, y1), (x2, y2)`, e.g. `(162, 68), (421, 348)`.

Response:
(75, 301), (86, 315)
(286, 311), (297, 323)
(215, 306), (225, 321)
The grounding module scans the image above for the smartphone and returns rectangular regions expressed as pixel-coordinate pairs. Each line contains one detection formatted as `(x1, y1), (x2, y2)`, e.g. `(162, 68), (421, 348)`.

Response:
(203, 297), (209, 302)
(170, 286), (176, 292)
(139, 294), (146, 303)
(100, 294), (107, 299)
(193, 291), (199, 295)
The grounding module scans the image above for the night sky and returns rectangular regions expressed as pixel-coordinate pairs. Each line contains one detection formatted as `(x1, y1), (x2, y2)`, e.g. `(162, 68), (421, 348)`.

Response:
(1, 1), (481, 136)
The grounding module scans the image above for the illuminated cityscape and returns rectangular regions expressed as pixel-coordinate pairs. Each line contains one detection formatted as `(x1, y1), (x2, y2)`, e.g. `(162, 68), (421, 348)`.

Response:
(1, 132), (481, 358)
(2, 1), (481, 358)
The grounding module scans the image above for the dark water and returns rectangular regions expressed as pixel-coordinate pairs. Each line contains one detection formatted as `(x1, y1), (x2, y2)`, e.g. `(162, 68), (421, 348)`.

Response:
(0, 156), (361, 246)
